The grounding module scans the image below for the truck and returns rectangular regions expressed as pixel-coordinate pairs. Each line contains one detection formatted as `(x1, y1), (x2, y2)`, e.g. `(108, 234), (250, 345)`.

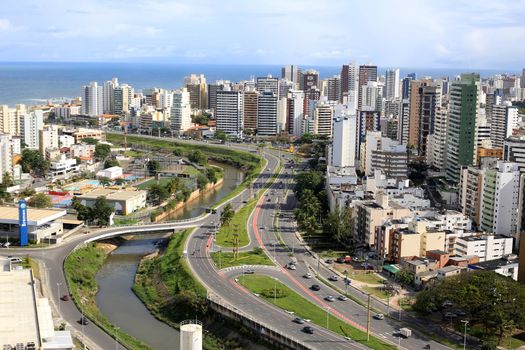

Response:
(398, 328), (412, 338)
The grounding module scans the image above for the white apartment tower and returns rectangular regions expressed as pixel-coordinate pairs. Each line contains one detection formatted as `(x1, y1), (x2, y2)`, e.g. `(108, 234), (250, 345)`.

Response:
(216, 90), (244, 137)
(331, 114), (357, 168)
(81, 81), (104, 116)
(491, 102), (519, 149)
(287, 90), (305, 137)
(313, 101), (334, 137)
(20, 110), (44, 150)
(39, 125), (59, 155)
(103, 78), (118, 114)
(257, 91), (278, 136)
(170, 88), (192, 133)
(0, 133), (13, 184)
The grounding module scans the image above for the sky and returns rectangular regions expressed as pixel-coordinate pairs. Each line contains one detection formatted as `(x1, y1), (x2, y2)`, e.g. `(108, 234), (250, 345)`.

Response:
(0, 0), (524, 69)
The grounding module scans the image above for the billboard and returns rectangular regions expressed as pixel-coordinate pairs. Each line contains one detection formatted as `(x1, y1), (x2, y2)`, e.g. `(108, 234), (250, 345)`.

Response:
(19, 200), (28, 246)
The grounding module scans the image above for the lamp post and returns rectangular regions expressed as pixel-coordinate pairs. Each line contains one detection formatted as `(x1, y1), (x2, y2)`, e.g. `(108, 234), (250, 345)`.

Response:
(461, 320), (469, 350)
(115, 326), (120, 350)
(56, 282), (62, 313)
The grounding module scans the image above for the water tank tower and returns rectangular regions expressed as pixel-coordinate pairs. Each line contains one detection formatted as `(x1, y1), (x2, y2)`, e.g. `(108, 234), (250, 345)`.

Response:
(180, 320), (203, 350)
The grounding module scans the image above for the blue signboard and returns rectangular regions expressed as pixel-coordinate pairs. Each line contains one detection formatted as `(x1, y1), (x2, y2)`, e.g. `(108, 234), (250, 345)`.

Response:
(19, 200), (28, 246)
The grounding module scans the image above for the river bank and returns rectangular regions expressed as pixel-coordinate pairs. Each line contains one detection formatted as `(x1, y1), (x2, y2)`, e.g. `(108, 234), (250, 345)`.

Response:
(133, 230), (274, 350)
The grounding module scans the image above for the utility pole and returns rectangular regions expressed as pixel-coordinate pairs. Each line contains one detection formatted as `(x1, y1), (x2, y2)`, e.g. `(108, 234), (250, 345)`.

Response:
(367, 294), (371, 341)
(461, 320), (469, 350)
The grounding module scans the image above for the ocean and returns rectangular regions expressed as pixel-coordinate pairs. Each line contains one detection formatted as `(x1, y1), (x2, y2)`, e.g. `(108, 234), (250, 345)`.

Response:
(0, 62), (519, 106)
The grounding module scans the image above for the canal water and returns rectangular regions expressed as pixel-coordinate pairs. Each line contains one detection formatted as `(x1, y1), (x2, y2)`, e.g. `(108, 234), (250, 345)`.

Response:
(95, 164), (243, 349)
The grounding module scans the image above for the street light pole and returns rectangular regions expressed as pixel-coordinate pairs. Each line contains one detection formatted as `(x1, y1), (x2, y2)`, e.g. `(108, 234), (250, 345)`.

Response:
(115, 326), (120, 350)
(367, 294), (371, 341)
(57, 282), (62, 313)
(461, 320), (469, 350)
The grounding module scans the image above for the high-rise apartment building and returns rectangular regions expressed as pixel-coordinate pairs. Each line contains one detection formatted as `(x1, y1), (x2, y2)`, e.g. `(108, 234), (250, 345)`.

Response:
(331, 114), (357, 168)
(243, 90), (258, 131)
(340, 63), (359, 106)
(360, 81), (383, 112)
(325, 76), (341, 102)
(445, 73), (481, 183)
(301, 69), (320, 91)
(20, 110), (44, 150)
(358, 65), (378, 109)
(113, 84), (134, 115)
(170, 88), (192, 133)
(256, 75), (279, 96)
(278, 79), (294, 100)
(215, 90), (243, 137)
(184, 74), (208, 110)
(312, 101), (334, 137)
(286, 90), (305, 137)
(357, 111), (381, 161)
(427, 108), (448, 171)
(521, 68), (525, 89)
(407, 80), (423, 149)
(385, 69), (400, 100)
(491, 103), (519, 149)
(103, 78), (118, 114)
(257, 91), (278, 136)
(0, 104), (25, 135)
(0, 133), (13, 184)
(281, 65), (301, 88)
(81, 81), (104, 116)
(418, 84), (441, 158)
(39, 125), (59, 155)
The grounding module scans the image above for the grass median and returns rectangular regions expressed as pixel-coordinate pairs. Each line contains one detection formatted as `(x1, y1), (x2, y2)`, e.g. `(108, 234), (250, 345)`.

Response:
(65, 242), (152, 350)
(239, 275), (396, 350)
(210, 248), (273, 269)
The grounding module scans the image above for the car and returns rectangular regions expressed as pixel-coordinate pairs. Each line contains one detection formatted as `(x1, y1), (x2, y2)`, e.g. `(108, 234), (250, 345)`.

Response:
(79, 316), (89, 325)
(243, 269), (255, 274)
(303, 273), (313, 279)
(374, 313), (385, 320)
(325, 295), (335, 302)
(302, 326), (314, 334)
(293, 317), (305, 324)
(325, 259), (334, 264)
(61, 294), (70, 301)
(9, 257), (22, 263)
(311, 284), (321, 291)
(329, 275), (339, 281)
(336, 257), (345, 263)
(444, 312), (457, 318)
(287, 264), (297, 270)
(267, 198), (271, 202)
(338, 295), (348, 301)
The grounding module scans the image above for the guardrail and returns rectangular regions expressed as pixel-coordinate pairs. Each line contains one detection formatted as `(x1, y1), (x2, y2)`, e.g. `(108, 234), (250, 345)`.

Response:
(207, 293), (315, 350)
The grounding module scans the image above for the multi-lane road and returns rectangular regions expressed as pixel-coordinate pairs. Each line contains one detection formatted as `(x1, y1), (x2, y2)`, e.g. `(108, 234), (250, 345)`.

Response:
(1, 138), (456, 350)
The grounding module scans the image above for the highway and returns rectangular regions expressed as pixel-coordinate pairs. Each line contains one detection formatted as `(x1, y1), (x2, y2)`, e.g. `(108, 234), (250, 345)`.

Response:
(0, 137), (456, 350)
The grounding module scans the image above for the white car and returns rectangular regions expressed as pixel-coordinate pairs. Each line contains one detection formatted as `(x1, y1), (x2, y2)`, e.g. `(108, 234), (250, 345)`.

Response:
(288, 264), (297, 270)
(374, 313), (384, 320)
(329, 275), (339, 281)
(325, 295), (335, 302)
(303, 273), (313, 279)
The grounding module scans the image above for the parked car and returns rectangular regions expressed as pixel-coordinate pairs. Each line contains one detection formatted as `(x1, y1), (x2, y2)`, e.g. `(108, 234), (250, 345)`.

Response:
(336, 257), (345, 264)
(302, 326), (314, 334)
(293, 317), (305, 324)
(311, 284), (321, 291)
(9, 257), (22, 263)
(325, 295), (335, 302)
(374, 313), (385, 320)
(329, 275), (339, 281)
(325, 259), (334, 264)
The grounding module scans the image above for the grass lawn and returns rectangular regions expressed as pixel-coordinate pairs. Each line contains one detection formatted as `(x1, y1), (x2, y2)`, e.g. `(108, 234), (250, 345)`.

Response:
(210, 250), (273, 269)
(215, 198), (257, 247)
(350, 272), (384, 285)
(123, 150), (144, 157)
(239, 275), (396, 350)
(362, 286), (390, 300)
(136, 177), (172, 190)
(182, 165), (201, 176)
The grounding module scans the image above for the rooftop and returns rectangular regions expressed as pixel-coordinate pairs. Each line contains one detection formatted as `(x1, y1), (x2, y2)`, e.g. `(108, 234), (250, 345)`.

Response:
(0, 206), (67, 226)
(79, 188), (146, 201)
(469, 257), (519, 270)
(0, 265), (39, 345)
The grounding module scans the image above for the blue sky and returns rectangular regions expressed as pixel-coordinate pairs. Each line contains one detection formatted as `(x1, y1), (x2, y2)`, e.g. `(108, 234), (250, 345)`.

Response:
(0, 0), (524, 69)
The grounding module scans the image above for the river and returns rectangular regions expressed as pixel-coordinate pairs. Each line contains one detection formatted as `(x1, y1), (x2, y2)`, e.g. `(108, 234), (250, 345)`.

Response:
(95, 163), (243, 349)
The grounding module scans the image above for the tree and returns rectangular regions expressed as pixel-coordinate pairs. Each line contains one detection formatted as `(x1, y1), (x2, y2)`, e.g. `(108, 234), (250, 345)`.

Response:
(396, 269), (414, 286)
(323, 207), (354, 246)
(104, 159), (120, 169)
(91, 196), (114, 226)
(196, 174), (209, 191)
(294, 189), (321, 235)
(414, 270), (525, 345)
(19, 149), (50, 175)
(188, 150), (208, 165)
(94, 143), (111, 160)
(2, 172), (14, 187)
(205, 166), (221, 184)
(81, 137), (99, 145)
(27, 193), (52, 208)
(147, 160), (161, 176)
(215, 130), (227, 142)
(98, 177), (111, 188)
(220, 203), (234, 227)
(192, 114), (209, 125)
(148, 183), (170, 205)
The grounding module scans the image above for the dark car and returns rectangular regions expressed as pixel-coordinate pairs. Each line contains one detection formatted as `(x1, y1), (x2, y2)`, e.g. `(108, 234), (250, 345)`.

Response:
(79, 316), (89, 325)
(325, 259), (334, 264)
(61, 294), (70, 301)
(243, 269), (255, 274)
(311, 284), (321, 291)
(302, 326), (314, 334)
